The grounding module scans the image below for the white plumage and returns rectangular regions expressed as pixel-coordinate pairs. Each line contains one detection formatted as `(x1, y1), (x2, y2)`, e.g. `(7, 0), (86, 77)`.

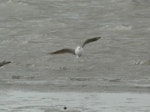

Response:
(75, 46), (83, 58)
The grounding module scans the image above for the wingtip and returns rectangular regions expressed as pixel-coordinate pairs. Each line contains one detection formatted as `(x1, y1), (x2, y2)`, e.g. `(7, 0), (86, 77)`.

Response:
(48, 52), (53, 55)
(0, 61), (11, 67)
(96, 37), (101, 39)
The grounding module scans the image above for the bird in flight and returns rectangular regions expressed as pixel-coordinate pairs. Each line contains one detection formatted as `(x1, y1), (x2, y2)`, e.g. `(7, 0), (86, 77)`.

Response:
(48, 37), (101, 58)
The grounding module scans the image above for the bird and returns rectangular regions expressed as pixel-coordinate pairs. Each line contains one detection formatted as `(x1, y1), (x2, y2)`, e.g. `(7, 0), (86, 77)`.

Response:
(48, 37), (101, 58)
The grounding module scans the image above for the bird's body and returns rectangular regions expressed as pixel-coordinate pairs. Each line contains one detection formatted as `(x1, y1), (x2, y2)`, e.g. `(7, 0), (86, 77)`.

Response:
(49, 37), (101, 58)
(75, 46), (83, 58)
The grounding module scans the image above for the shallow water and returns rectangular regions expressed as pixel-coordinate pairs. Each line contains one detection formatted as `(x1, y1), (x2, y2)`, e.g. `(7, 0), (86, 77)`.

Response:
(0, 90), (150, 112)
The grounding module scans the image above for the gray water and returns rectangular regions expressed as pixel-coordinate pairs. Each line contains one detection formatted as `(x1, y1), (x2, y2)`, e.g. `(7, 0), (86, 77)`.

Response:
(0, 0), (150, 91)
(0, 0), (150, 111)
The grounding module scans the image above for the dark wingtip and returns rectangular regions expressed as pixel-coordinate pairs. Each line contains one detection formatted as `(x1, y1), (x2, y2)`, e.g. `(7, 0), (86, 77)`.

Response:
(96, 37), (101, 39)
(0, 61), (11, 67)
(48, 52), (54, 55)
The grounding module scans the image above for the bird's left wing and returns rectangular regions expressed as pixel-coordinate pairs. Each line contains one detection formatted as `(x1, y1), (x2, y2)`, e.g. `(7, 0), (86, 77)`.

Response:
(48, 48), (75, 55)
(82, 37), (101, 48)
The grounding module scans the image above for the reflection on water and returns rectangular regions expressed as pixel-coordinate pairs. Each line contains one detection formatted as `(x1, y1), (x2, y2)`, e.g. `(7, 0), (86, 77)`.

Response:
(0, 90), (150, 112)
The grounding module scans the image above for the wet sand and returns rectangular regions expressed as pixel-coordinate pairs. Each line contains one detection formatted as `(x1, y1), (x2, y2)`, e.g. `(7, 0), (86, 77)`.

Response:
(1, 90), (150, 112)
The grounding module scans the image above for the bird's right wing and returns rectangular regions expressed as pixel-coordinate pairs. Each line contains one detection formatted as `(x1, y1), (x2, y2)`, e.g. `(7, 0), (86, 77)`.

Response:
(48, 48), (75, 55)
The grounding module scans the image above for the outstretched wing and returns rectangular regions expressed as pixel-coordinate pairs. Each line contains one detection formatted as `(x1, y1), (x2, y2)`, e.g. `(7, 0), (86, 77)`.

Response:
(82, 37), (101, 48)
(48, 48), (75, 55)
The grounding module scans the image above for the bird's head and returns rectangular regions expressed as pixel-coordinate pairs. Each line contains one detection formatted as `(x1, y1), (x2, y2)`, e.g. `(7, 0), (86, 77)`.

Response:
(76, 46), (82, 49)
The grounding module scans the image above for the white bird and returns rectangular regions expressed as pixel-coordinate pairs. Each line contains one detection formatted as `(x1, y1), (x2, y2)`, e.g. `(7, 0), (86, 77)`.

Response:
(48, 37), (101, 58)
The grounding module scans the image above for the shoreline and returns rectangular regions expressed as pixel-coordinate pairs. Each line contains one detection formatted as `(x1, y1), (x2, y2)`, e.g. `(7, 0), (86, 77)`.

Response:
(1, 81), (150, 93)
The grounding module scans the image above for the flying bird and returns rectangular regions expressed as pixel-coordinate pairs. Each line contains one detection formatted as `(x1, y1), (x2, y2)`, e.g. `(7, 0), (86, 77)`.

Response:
(48, 37), (101, 58)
